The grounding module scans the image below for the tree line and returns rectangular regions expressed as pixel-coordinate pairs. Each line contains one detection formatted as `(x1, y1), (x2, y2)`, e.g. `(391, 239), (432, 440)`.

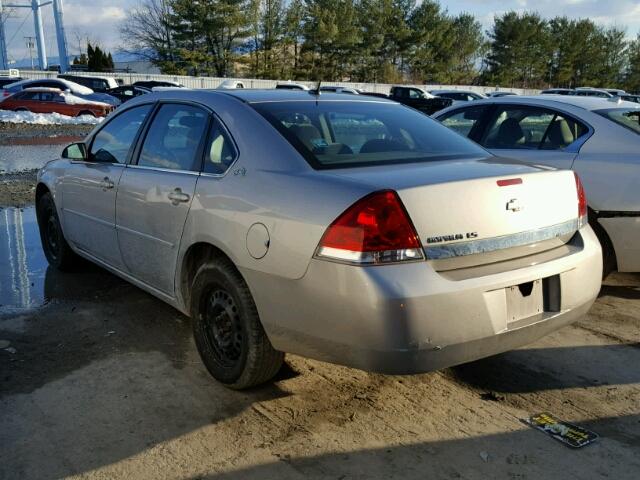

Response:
(120, 0), (640, 92)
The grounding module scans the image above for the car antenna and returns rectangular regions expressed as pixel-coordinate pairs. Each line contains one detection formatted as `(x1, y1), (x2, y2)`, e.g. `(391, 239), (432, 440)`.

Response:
(315, 79), (321, 105)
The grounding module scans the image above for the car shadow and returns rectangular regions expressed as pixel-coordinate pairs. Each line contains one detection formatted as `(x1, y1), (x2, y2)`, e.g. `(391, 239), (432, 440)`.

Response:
(184, 414), (640, 479)
(447, 342), (640, 394)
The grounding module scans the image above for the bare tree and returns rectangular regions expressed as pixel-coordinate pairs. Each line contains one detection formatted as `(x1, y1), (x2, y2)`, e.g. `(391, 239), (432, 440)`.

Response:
(119, 0), (175, 68)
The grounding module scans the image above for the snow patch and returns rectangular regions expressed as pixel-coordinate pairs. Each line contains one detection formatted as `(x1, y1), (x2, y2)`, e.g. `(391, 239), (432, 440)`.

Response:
(0, 109), (103, 125)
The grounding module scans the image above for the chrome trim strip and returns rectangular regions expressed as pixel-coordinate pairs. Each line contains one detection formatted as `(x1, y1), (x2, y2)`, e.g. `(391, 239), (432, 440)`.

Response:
(126, 164), (200, 176)
(116, 224), (175, 248)
(63, 208), (114, 228)
(425, 218), (582, 260)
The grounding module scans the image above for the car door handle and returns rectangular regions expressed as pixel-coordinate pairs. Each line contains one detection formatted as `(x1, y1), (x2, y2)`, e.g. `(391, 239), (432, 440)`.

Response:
(99, 177), (115, 190)
(168, 188), (190, 205)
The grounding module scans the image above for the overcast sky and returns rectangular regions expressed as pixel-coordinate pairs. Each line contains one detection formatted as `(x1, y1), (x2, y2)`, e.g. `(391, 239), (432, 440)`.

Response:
(2, 0), (639, 65)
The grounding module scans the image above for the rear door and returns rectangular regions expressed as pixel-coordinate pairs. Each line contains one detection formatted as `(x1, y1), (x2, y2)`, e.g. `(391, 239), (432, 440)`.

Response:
(61, 104), (153, 269)
(115, 102), (209, 294)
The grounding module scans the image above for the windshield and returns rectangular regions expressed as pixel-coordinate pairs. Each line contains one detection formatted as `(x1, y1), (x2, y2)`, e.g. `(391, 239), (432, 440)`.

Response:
(252, 101), (488, 169)
(596, 108), (640, 135)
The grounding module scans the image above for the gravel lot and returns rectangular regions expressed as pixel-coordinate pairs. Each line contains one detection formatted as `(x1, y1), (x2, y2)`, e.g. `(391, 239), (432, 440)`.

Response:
(1, 129), (639, 480)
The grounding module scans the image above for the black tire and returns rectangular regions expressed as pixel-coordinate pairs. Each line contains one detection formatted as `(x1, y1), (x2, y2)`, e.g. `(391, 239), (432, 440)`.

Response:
(15, 107), (29, 112)
(36, 192), (80, 271)
(588, 209), (617, 279)
(190, 257), (284, 389)
(77, 110), (95, 118)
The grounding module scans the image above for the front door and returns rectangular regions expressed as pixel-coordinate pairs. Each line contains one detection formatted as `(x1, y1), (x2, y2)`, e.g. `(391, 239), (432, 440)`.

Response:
(115, 103), (209, 294)
(61, 104), (152, 269)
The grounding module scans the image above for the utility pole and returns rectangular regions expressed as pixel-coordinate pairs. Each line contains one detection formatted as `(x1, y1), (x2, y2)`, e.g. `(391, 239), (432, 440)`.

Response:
(24, 35), (34, 70)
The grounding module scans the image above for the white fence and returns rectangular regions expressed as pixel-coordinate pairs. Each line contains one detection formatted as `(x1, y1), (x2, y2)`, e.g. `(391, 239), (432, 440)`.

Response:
(11, 69), (541, 95)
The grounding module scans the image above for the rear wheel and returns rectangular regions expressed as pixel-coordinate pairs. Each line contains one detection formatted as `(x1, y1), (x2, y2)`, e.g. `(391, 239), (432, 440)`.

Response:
(190, 257), (284, 389)
(36, 192), (80, 271)
(14, 107), (29, 112)
(77, 110), (95, 117)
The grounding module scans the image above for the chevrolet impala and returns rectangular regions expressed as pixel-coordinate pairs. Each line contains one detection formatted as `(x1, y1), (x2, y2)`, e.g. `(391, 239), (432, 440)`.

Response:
(35, 90), (602, 388)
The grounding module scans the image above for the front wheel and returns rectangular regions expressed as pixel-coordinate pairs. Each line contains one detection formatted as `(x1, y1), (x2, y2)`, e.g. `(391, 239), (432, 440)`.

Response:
(190, 257), (284, 389)
(36, 192), (80, 270)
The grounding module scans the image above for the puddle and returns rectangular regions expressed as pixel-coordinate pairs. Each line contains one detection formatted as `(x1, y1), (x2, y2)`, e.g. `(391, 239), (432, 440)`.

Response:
(0, 144), (64, 173)
(0, 206), (127, 315)
(0, 207), (48, 312)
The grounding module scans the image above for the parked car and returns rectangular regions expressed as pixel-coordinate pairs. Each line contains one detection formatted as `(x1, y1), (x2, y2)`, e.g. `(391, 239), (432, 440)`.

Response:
(487, 91), (518, 98)
(434, 95), (640, 276)
(35, 89), (601, 389)
(430, 89), (486, 102)
(58, 74), (119, 93)
(620, 94), (640, 104)
(133, 80), (184, 89)
(0, 76), (23, 88)
(604, 89), (626, 97)
(386, 86), (453, 114)
(0, 87), (113, 117)
(317, 86), (360, 94)
(571, 88), (613, 98)
(540, 88), (574, 95)
(275, 82), (309, 90)
(2, 78), (120, 106)
(108, 85), (151, 103)
(217, 79), (246, 89)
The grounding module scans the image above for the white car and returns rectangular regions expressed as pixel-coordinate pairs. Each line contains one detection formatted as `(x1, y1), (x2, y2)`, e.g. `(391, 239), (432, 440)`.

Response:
(217, 79), (246, 89)
(2, 78), (120, 106)
(435, 95), (640, 275)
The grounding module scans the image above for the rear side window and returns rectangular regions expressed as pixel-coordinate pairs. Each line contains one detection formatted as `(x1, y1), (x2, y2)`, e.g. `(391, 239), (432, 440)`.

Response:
(203, 119), (237, 174)
(138, 104), (208, 171)
(482, 106), (588, 150)
(252, 101), (488, 169)
(596, 108), (640, 135)
(439, 106), (488, 137)
(90, 104), (152, 163)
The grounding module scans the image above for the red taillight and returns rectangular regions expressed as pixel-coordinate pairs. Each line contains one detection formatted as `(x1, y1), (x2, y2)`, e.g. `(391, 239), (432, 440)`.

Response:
(574, 172), (587, 223)
(316, 190), (423, 264)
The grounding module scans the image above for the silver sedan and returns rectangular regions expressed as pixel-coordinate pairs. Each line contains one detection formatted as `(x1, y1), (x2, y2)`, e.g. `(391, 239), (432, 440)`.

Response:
(435, 95), (640, 276)
(36, 90), (602, 388)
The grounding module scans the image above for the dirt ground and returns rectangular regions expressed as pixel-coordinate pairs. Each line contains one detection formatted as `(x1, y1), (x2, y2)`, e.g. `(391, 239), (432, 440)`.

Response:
(1, 130), (639, 480)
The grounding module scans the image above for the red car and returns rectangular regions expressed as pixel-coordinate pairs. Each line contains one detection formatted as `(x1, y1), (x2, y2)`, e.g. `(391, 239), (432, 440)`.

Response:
(0, 87), (113, 117)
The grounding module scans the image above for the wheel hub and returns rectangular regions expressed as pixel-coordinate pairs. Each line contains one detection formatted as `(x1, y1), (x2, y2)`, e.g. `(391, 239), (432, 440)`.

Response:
(204, 289), (242, 366)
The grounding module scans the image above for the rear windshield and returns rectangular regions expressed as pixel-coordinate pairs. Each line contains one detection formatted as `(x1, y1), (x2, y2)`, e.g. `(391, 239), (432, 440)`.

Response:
(252, 101), (488, 169)
(595, 108), (640, 135)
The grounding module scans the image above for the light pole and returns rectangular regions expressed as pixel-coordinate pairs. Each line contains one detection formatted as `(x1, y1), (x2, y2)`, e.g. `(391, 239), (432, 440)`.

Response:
(25, 35), (34, 70)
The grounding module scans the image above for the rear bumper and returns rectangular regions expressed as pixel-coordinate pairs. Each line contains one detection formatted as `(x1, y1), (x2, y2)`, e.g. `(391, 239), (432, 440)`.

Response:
(243, 226), (602, 374)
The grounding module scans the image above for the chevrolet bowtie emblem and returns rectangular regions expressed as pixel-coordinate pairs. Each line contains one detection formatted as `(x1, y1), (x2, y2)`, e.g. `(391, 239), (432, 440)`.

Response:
(506, 198), (523, 212)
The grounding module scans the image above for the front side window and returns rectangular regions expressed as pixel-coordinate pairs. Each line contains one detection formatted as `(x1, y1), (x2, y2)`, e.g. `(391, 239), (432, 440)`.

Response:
(439, 106), (488, 137)
(482, 106), (587, 150)
(138, 104), (208, 171)
(596, 108), (640, 135)
(252, 101), (488, 169)
(90, 104), (152, 163)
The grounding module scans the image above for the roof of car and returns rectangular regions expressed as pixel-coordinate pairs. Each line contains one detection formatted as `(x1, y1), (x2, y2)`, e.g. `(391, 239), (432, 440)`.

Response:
(216, 89), (395, 104)
(430, 89), (480, 94)
(450, 94), (640, 112)
(22, 87), (63, 93)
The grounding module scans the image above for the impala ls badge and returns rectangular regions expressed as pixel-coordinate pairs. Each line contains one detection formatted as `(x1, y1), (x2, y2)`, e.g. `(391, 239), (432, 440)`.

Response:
(506, 198), (523, 212)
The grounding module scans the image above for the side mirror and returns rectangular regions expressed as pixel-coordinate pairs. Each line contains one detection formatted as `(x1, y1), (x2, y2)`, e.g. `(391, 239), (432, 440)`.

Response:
(62, 142), (88, 161)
